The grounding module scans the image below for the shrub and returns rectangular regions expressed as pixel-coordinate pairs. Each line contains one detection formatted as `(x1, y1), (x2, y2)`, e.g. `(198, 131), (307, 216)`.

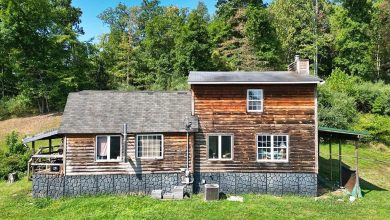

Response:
(353, 114), (390, 146)
(6, 131), (27, 154)
(318, 86), (358, 129)
(323, 69), (390, 116)
(0, 132), (31, 180)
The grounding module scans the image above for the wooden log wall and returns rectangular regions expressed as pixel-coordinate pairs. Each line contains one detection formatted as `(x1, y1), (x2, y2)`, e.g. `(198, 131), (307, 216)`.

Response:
(65, 133), (193, 175)
(192, 84), (317, 173)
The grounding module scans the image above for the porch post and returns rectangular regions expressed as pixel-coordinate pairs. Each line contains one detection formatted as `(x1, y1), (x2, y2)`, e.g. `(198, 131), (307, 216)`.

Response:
(339, 139), (342, 187)
(354, 140), (362, 198)
(329, 138), (332, 183)
(32, 141), (35, 155)
(49, 138), (52, 153)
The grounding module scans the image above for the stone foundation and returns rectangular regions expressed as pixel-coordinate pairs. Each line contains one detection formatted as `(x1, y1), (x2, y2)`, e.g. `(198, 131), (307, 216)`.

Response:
(32, 172), (317, 198)
(193, 172), (317, 196)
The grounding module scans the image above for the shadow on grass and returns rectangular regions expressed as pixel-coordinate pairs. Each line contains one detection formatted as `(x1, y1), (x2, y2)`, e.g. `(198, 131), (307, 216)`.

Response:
(318, 156), (387, 196)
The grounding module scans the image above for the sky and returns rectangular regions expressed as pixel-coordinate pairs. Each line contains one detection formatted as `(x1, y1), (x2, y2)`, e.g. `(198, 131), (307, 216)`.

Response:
(71, 0), (218, 42)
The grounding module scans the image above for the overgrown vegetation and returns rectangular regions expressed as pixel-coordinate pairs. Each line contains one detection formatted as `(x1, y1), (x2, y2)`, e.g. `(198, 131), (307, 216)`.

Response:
(318, 70), (390, 145)
(0, 131), (31, 180)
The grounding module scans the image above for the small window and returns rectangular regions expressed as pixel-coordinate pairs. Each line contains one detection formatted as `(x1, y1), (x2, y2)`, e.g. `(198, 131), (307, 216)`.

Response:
(96, 136), (121, 161)
(208, 134), (233, 160)
(137, 134), (163, 159)
(257, 134), (288, 162)
(247, 89), (263, 112)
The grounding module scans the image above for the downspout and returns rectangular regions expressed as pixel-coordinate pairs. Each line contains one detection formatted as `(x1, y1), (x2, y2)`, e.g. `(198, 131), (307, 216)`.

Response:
(186, 130), (189, 171)
(182, 116), (193, 184)
(122, 123), (128, 162)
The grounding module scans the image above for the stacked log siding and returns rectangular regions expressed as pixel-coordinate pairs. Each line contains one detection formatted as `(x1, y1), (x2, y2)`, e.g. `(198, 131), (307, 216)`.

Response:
(192, 84), (317, 173)
(65, 133), (193, 175)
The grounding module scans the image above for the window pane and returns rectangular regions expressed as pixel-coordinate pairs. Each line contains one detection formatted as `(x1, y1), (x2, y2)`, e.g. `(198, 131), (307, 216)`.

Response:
(257, 135), (271, 160)
(258, 148), (271, 160)
(221, 136), (232, 159)
(97, 136), (108, 160)
(208, 136), (218, 159)
(137, 135), (162, 158)
(248, 90), (263, 111)
(137, 137), (143, 157)
(274, 148), (287, 160)
(273, 135), (287, 160)
(110, 136), (121, 160)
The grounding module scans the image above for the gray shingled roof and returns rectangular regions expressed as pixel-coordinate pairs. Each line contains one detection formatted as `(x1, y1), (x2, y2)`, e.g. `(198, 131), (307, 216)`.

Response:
(58, 91), (197, 134)
(188, 71), (323, 84)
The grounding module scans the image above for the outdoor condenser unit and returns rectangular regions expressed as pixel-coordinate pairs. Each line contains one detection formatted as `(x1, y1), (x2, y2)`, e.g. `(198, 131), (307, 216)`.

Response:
(204, 184), (219, 201)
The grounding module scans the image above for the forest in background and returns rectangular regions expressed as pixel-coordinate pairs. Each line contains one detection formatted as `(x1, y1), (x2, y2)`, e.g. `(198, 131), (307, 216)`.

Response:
(0, 0), (389, 146)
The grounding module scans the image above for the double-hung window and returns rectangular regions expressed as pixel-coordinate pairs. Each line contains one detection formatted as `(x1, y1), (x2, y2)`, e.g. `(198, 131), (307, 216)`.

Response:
(257, 134), (288, 162)
(136, 134), (163, 159)
(96, 135), (121, 161)
(247, 89), (263, 112)
(208, 134), (233, 160)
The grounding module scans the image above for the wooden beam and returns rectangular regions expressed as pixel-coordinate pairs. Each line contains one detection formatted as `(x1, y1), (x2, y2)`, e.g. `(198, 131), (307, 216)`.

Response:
(49, 139), (52, 153)
(339, 139), (342, 187)
(32, 141), (35, 155)
(329, 139), (332, 183)
(31, 163), (62, 166)
(355, 140), (361, 198)
(32, 155), (63, 159)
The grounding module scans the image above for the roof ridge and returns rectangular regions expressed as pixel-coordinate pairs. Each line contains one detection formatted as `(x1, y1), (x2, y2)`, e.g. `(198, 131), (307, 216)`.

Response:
(75, 90), (190, 94)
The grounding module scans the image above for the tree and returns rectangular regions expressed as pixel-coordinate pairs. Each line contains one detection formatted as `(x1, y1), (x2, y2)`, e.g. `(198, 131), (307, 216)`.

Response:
(174, 3), (212, 78)
(371, 0), (390, 82)
(211, 0), (281, 70)
(269, 0), (333, 75)
(0, 0), (93, 113)
(330, 0), (373, 79)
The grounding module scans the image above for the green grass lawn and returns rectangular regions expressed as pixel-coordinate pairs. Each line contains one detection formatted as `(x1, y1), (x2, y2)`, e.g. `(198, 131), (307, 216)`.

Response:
(0, 144), (389, 219)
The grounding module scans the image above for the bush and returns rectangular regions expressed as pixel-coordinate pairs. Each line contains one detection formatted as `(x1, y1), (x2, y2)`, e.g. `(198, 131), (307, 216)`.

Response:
(353, 114), (390, 146)
(0, 94), (36, 119)
(323, 69), (390, 116)
(318, 86), (358, 129)
(0, 132), (31, 180)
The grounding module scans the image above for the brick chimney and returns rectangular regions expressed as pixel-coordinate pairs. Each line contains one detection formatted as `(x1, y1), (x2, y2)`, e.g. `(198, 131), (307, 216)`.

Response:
(288, 55), (310, 75)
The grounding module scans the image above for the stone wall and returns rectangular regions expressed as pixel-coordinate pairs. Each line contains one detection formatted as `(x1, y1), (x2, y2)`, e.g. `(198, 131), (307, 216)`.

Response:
(32, 172), (317, 198)
(193, 172), (317, 196)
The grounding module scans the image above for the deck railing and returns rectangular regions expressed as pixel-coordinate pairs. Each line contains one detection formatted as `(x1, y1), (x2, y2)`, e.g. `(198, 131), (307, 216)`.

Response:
(27, 145), (64, 179)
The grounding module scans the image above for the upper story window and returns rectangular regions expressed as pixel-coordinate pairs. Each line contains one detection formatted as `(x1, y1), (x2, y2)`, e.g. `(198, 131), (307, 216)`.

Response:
(247, 89), (263, 112)
(136, 134), (163, 159)
(208, 134), (233, 160)
(96, 135), (121, 161)
(257, 134), (288, 162)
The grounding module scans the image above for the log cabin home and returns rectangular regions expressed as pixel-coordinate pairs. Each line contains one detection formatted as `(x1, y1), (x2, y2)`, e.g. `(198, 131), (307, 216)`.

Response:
(25, 56), (324, 198)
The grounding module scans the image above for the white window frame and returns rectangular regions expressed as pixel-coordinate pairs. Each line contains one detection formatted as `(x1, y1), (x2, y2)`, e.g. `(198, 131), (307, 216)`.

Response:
(256, 134), (289, 162)
(207, 134), (234, 160)
(136, 134), (164, 159)
(95, 135), (122, 162)
(247, 89), (263, 112)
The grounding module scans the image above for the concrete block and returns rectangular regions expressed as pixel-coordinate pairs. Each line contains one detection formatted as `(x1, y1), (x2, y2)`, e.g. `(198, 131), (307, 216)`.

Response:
(151, 190), (162, 199)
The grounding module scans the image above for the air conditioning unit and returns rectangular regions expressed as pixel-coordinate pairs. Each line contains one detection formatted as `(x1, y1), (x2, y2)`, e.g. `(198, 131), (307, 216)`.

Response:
(204, 184), (219, 201)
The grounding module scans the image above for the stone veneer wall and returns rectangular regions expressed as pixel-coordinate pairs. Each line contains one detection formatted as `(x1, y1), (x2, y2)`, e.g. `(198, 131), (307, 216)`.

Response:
(32, 172), (317, 198)
(193, 172), (317, 196)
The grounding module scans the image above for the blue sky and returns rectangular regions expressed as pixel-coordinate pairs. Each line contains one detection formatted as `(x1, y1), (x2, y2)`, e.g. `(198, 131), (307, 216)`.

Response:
(72, 0), (218, 42)
(72, 0), (272, 42)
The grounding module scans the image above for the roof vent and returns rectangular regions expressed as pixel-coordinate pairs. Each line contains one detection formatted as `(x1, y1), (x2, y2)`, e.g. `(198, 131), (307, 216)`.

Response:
(288, 55), (310, 75)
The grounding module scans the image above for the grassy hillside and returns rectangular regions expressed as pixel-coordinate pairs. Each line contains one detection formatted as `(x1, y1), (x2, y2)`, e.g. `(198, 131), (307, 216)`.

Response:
(0, 113), (62, 150)
(0, 145), (389, 219)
